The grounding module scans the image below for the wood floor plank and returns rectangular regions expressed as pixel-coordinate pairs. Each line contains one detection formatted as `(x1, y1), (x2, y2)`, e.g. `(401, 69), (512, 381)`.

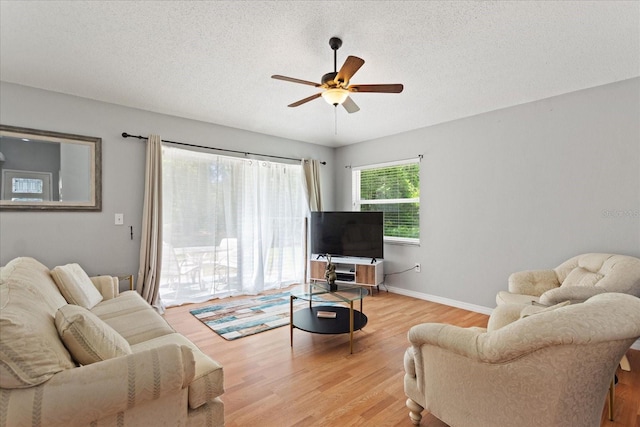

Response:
(163, 288), (640, 426)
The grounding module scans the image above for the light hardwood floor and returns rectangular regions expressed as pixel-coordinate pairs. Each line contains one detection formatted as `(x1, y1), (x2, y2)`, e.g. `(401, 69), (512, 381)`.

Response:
(163, 289), (640, 427)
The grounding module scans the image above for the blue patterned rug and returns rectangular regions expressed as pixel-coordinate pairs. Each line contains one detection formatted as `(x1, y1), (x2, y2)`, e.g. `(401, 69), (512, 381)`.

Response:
(189, 292), (306, 340)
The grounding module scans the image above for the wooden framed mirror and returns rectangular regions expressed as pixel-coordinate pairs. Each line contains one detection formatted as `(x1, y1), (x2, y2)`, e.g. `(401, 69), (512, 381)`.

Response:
(0, 125), (102, 211)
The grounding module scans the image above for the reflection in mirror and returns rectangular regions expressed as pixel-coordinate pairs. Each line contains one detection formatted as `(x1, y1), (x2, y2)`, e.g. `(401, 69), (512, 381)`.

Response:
(0, 125), (101, 211)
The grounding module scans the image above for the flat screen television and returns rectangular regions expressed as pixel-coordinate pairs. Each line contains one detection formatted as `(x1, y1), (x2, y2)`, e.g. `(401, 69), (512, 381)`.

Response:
(310, 211), (384, 260)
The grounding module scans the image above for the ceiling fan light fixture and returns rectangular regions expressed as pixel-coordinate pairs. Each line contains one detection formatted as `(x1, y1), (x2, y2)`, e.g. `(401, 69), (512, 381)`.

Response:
(322, 88), (349, 106)
(272, 37), (402, 113)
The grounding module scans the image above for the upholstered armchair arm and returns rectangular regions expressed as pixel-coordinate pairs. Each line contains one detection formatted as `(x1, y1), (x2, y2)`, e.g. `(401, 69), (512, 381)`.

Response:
(407, 323), (483, 392)
(508, 269), (560, 296)
(407, 324), (489, 389)
(408, 324), (484, 357)
(539, 286), (607, 305)
(90, 275), (120, 300)
(1, 344), (196, 427)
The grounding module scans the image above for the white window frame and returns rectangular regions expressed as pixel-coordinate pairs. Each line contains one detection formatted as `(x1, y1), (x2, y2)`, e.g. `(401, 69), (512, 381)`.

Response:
(352, 158), (420, 245)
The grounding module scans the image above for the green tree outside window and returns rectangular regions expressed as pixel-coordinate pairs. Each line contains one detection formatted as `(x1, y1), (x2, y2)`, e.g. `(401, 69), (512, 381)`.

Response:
(353, 160), (420, 243)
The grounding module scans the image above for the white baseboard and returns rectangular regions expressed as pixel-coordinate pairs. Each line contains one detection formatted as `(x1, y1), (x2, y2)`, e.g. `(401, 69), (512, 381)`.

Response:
(383, 285), (640, 351)
(383, 285), (494, 315)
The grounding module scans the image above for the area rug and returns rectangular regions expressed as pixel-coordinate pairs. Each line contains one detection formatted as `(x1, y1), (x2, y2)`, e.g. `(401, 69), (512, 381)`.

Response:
(189, 292), (306, 340)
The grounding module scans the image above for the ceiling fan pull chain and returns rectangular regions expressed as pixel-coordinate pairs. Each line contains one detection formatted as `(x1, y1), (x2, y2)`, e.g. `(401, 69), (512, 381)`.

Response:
(335, 106), (338, 135)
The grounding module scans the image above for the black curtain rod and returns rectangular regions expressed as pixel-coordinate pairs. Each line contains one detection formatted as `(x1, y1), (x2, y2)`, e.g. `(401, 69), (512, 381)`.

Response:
(121, 132), (326, 165)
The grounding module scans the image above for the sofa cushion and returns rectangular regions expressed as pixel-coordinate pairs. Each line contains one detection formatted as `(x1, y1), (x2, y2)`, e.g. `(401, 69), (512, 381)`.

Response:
(562, 267), (603, 287)
(56, 304), (132, 365)
(90, 290), (151, 320)
(100, 306), (175, 345)
(51, 263), (103, 309)
(0, 283), (76, 388)
(0, 257), (67, 314)
(131, 333), (224, 409)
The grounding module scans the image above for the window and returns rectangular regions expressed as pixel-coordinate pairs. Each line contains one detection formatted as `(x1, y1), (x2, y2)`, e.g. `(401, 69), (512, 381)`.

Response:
(352, 158), (420, 244)
(160, 145), (307, 306)
(1, 170), (53, 202)
(12, 177), (44, 194)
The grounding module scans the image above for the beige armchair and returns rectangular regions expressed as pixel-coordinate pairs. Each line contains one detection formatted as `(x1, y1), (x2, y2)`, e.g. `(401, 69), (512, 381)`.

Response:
(403, 293), (640, 427)
(496, 253), (640, 306)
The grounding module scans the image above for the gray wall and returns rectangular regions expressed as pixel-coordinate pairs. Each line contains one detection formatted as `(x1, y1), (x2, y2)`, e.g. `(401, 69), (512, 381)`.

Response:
(0, 82), (335, 278)
(1, 79), (638, 310)
(336, 77), (640, 309)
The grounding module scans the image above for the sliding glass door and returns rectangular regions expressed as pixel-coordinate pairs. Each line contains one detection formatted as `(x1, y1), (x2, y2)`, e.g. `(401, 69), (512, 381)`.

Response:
(160, 146), (307, 306)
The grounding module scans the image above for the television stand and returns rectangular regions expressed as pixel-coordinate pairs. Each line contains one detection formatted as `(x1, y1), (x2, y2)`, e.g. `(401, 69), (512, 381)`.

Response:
(309, 255), (384, 294)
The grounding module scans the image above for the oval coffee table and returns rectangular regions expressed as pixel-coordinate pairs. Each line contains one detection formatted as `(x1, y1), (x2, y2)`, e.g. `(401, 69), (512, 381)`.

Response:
(290, 282), (368, 354)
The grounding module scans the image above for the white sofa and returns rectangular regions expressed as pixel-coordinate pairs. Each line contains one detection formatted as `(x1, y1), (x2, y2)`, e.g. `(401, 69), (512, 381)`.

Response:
(496, 253), (640, 306)
(0, 257), (224, 427)
(404, 293), (640, 427)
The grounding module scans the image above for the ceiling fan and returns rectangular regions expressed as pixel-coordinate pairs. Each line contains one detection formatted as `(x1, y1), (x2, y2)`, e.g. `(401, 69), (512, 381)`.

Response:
(272, 37), (403, 114)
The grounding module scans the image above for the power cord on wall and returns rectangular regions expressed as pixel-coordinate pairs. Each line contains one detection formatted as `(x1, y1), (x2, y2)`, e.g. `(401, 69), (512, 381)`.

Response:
(380, 265), (419, 292)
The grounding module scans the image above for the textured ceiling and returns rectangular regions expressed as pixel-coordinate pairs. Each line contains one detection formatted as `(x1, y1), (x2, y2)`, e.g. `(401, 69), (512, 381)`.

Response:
(1, 1), (638, 147)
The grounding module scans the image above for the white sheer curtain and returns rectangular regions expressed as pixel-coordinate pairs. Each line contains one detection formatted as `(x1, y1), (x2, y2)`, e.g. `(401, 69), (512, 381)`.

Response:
(160, 145), (307, 306)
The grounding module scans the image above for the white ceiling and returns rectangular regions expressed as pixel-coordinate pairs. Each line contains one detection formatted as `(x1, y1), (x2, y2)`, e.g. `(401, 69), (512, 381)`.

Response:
(1, 1), (638, 147)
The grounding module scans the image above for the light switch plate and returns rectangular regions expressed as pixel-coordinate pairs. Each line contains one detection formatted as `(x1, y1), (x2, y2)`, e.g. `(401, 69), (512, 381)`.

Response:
(115, 213), (124, 225)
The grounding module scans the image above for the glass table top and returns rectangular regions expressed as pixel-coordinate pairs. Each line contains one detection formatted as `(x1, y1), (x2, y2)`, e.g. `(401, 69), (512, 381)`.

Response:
(290, 281), (368, 304)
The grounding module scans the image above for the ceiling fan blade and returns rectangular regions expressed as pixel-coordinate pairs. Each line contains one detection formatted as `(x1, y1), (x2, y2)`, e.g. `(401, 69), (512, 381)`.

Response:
(349, 84), (404, 93)
(335, 56), (365, 84)
(272, 75), (321, 87)
(288, 93), (322, 107)
(342, 96), (360, 114)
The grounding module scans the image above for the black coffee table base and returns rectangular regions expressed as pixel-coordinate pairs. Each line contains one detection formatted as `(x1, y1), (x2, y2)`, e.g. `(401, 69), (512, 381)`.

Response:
(291, 304), (367, 353)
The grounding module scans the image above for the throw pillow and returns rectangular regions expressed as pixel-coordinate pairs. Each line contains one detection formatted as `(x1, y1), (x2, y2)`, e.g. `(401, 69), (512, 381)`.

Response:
(520, 300), (571, 318)
(51, 263), (103, 309)
(55, 304), (132, 365)
(0, 283), (76, 388)
(1, 257), (68, 313)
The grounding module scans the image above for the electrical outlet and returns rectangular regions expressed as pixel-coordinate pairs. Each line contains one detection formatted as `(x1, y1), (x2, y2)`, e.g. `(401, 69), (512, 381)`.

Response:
(415, 263), (421, 273)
